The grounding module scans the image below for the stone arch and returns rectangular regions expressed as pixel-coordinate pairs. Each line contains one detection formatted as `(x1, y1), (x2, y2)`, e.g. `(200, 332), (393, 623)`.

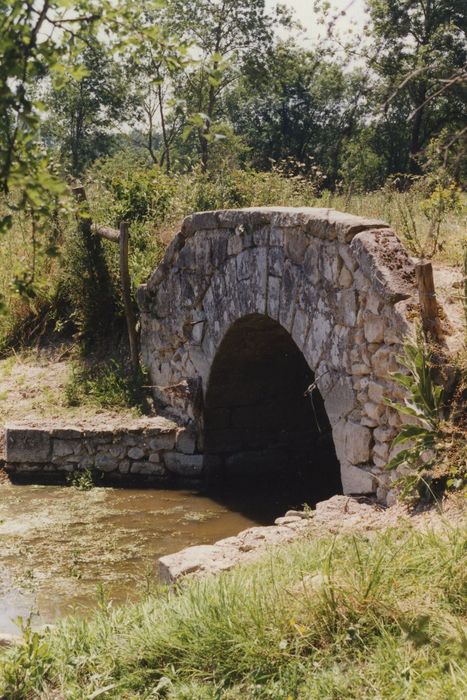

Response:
(203, 313), (342, 502)
(138, 207), (417, 503)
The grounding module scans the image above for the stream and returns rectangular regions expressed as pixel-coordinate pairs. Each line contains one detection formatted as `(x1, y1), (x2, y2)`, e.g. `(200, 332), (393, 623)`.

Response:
(0, 481), (308, 634)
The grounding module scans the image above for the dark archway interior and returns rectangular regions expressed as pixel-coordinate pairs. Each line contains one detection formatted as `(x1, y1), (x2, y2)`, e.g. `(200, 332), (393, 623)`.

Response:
(203, 314), (342, 522)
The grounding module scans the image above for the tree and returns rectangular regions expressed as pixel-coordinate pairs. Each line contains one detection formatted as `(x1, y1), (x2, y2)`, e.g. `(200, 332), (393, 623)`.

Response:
(227, 42), (366, 186)
(45, 39), (128, 176)
(124, 12), (190, 173)
(367, 0), (467, 173)
(0, 0), (174, 304)
(166, 0), (289, 170)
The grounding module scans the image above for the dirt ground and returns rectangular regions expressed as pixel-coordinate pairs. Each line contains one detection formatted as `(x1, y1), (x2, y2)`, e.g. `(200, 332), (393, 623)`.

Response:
(433, 264), (465, 354)
(0, 345), (139, 425)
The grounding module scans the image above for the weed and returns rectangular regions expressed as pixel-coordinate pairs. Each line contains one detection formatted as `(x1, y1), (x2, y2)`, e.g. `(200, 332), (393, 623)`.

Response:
(67, 467), (96, 491)
(65, 359), (148, 413)
(0, 616), (51, 699)
(382, 170), (462, 259)
(386, 335), (466, 502)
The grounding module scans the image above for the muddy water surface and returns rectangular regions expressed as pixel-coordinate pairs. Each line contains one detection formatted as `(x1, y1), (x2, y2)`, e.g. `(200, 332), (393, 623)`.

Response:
(0, 482), (304, 634)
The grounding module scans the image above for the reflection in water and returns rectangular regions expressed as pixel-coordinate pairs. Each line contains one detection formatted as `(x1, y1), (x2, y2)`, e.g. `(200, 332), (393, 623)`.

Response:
(0, 474), (326, 634)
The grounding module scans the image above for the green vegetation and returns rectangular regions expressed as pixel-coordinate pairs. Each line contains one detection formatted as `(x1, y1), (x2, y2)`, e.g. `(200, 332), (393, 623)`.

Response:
(0, 0), (465, 361)
(67, 468), (97, 491)
(65, 358), (149, 413)
(1, 521), (465, 699)
(386, 337), (466, 501)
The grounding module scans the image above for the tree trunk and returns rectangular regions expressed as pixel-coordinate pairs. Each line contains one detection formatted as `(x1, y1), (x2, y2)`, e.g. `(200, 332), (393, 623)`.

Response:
(119, 222), (139, 373)
(409, 89), (426, 175)
(157, 83), (171, 174)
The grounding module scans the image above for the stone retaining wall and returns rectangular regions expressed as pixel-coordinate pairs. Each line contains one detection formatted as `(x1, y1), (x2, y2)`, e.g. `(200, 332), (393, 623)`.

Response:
(3, 417), (203, 484)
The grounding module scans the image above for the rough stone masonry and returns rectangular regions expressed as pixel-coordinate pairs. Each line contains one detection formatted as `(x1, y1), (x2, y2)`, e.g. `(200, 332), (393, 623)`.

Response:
(138, 207), (418, 504)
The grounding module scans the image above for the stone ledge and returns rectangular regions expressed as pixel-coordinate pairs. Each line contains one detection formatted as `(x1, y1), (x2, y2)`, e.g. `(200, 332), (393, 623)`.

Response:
(350, 228), (416, 301)
(158, 495), (396, 583)
(181, 207), (387, 243)
(4, 418), (204, 484)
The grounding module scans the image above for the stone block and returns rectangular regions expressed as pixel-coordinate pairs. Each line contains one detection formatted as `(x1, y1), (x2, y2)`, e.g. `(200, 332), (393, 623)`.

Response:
(176, 428), (197, 455)
(302, 240), (320, 285)
(53, 439), (76, 458)
(324, 376), (356, 424)
(279, 260), (300, 331)
(319, 243), (341, 284)
(303, 304), (332, 368)
(363, 401), (384, 421)
(268, 246), (285, 277)
(350, 228), (416, 301)
(363, 313), (385, 343)
(338, 243), (358, 272)
(128, 446), (146, 460)
(50, 428), (83, 439)
(227, 235), (243, 255)
(6, 428), (51, 463)
(291, 308), (309, 351)
(338, 266), (353, 288)
(345, 421), (372, 464)
(341, 463), (376, 494)
(267, 276), (281, 320)
(95, 455), (117, 472)
(374, 426), (395, 443)
(118, 459), (130, 474)
(149, 433), (176, 451)
(108, 444), (124, 459)
(164, 452), (204, 477)
(284, 227), (309, 263)
(338, 289), (357, 326)
(366, 290), (381, 315)
(191, 321), (205, 344)
(269, 227), (284, 246)
(373, 441), (390, 462)
(131, 461), (166, 475)
(368, 381), (384, 403)
(371, 345), (399, 378)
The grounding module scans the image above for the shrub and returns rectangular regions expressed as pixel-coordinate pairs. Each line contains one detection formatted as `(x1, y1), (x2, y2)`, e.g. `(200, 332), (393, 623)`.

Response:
(65, 358), (148, 412)
(386, 336), (466, 502)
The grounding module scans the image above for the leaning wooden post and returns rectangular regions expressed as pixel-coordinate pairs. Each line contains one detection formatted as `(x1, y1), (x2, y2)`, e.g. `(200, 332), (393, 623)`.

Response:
(119, 222), (139, 373)
(416, 261), (442, 340)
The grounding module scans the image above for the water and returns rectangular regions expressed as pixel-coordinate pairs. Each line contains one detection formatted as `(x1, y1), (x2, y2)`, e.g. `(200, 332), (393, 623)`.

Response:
(0, 481), (309, 634)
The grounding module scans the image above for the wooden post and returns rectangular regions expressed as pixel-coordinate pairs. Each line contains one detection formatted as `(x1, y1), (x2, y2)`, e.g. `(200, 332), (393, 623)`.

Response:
(416, 261), (442, 340)
(119, 222), (139, 373)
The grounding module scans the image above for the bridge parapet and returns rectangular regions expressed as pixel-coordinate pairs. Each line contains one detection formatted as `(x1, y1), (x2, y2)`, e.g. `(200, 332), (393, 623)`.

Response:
(138, 207), (417, 503)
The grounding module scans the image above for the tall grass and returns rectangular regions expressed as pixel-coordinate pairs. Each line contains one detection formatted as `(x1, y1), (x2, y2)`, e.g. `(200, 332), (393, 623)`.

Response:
(1, 164), (465, 352)
(1, 521), (465, 699)
(321, 187), (466, 266)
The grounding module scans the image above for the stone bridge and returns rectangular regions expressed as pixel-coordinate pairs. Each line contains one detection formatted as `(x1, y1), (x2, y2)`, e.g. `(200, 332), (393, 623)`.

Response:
(137, 207), (417, 504)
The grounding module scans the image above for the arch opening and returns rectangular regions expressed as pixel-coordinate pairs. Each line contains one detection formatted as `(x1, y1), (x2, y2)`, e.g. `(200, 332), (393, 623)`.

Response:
(203, 314), (342, 519)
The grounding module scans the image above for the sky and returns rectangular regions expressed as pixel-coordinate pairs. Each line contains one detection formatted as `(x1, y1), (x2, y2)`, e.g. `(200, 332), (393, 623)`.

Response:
(266, 0), (368, 44)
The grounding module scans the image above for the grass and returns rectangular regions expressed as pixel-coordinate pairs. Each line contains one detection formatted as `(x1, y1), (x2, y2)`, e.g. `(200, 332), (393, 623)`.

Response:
(1, 520), (465, 699)
(320, 188), (466, 267)
(64, 358), (147, 413)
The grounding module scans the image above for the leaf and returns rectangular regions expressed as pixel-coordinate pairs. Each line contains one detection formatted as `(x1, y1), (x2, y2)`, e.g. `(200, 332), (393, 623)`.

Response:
(88, 685), (118, 699)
